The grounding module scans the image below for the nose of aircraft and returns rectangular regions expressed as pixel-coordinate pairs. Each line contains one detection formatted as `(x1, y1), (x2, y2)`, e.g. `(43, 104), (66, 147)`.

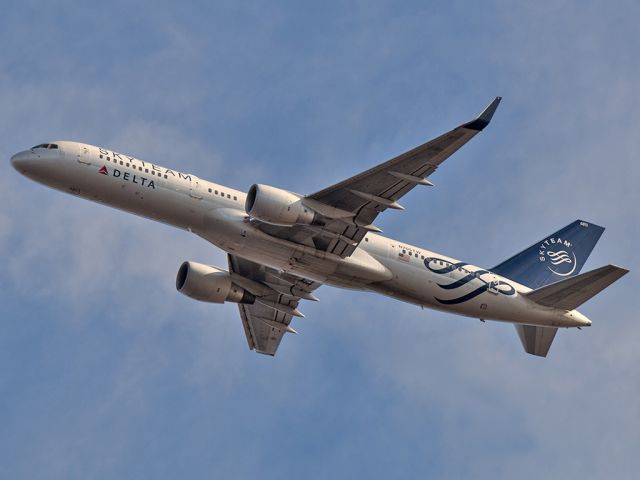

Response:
(10, 150), (34, 174)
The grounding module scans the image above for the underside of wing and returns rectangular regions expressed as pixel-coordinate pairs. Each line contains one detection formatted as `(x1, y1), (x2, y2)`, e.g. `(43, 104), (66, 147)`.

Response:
(237, 300), (294, 356)
(252, 97), (501, 258)
(228, 254), (321, 356)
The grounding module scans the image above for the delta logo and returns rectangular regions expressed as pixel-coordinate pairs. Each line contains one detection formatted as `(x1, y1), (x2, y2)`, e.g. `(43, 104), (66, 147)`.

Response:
(98, 166), (155, 189)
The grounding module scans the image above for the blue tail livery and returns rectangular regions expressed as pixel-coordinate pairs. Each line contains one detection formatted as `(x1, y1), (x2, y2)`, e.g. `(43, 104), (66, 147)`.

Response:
(491, 220), (605, 288)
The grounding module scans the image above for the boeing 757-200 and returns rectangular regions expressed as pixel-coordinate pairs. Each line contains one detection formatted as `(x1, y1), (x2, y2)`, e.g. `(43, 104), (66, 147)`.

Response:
(10, 97), (628, 357)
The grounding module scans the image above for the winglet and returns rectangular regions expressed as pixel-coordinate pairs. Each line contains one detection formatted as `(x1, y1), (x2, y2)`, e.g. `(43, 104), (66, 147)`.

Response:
(463, 96), (502, 131)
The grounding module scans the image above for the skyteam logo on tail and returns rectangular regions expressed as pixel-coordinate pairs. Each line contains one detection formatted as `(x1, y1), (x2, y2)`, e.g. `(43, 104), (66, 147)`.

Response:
(539, 237), (577, 276)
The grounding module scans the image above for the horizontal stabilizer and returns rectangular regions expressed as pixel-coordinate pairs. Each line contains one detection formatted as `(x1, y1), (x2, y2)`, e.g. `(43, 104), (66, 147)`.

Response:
(515, 325), (558, 357)
(526, 265), (629, 311)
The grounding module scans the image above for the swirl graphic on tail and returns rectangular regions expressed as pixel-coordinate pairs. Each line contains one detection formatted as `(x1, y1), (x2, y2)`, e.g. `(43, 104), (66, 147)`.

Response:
(547, 250), (572, 265)
(545, 250), (577, 276)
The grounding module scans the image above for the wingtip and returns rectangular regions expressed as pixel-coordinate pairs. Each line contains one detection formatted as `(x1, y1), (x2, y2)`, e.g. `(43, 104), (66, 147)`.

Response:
(609, 264), (630, 275)
(463, 96), (502, 131)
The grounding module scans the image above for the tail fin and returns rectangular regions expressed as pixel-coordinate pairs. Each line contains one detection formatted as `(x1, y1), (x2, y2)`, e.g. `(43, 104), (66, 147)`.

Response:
(526, 264), (629, 310)
(515, 325), (557, 357)
(492, 220), (605, 288)
(517, 265), (628, 358)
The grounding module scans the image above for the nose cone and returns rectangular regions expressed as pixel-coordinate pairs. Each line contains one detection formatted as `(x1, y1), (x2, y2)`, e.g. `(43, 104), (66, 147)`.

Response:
(10, 150), (35, 174)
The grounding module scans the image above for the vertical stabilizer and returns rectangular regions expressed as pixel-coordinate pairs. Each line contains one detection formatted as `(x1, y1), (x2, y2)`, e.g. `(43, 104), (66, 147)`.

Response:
(515, 325), (558, 357)
(492, 220), (604, 288)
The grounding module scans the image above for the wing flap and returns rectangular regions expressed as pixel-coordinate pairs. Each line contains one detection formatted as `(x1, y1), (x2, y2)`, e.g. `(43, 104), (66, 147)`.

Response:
(228, 254), (322, 356)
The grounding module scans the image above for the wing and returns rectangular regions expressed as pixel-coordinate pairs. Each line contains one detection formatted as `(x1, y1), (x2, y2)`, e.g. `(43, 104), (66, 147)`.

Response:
(228, 254), (322, 356)
(255, 97), (501, 257)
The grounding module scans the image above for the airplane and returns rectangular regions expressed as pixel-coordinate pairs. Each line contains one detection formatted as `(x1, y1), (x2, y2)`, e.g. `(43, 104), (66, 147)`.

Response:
(10, 97), (628, 357)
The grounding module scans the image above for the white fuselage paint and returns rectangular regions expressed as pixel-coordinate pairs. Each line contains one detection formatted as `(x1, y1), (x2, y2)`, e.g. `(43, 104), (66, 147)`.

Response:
(11, 141), (591, 328)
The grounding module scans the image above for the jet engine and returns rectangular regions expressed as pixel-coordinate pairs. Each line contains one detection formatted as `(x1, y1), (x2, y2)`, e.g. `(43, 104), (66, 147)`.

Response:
(176, 261), (255, 304)
(245, 184), (316, 226)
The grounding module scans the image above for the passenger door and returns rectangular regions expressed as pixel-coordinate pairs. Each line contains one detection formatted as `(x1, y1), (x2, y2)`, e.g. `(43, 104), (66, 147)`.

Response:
(76, 145), (91, 166)
(189, 176), (203, 200)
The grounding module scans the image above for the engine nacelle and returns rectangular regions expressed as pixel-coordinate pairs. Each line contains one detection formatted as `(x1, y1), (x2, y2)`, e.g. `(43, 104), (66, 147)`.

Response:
(176, 261), (255, 304)
(245, 184), (315, 226)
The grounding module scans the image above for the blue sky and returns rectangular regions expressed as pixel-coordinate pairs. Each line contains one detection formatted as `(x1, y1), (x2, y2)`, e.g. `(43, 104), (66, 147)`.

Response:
(1, 1), (639, 478)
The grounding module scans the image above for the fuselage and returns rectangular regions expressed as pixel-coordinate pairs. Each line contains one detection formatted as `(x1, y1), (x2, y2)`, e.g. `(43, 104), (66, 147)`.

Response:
(10, 141), (591, 329)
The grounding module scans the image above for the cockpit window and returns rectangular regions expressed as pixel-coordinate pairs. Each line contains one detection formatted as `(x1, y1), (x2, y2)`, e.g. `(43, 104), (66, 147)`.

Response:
(31, 143), (59, 149)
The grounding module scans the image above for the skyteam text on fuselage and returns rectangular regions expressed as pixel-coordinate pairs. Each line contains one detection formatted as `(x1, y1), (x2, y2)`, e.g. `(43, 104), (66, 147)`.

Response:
(10, 98), (628, 357)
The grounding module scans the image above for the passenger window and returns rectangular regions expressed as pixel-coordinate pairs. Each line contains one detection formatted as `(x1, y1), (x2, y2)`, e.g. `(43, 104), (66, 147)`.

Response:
(227, 194), (231, 199)
(145, 169), (149, 173)
(208, 188), (212, 193)
(126, 163), (130, 167)
(233, 196), (237, 201)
